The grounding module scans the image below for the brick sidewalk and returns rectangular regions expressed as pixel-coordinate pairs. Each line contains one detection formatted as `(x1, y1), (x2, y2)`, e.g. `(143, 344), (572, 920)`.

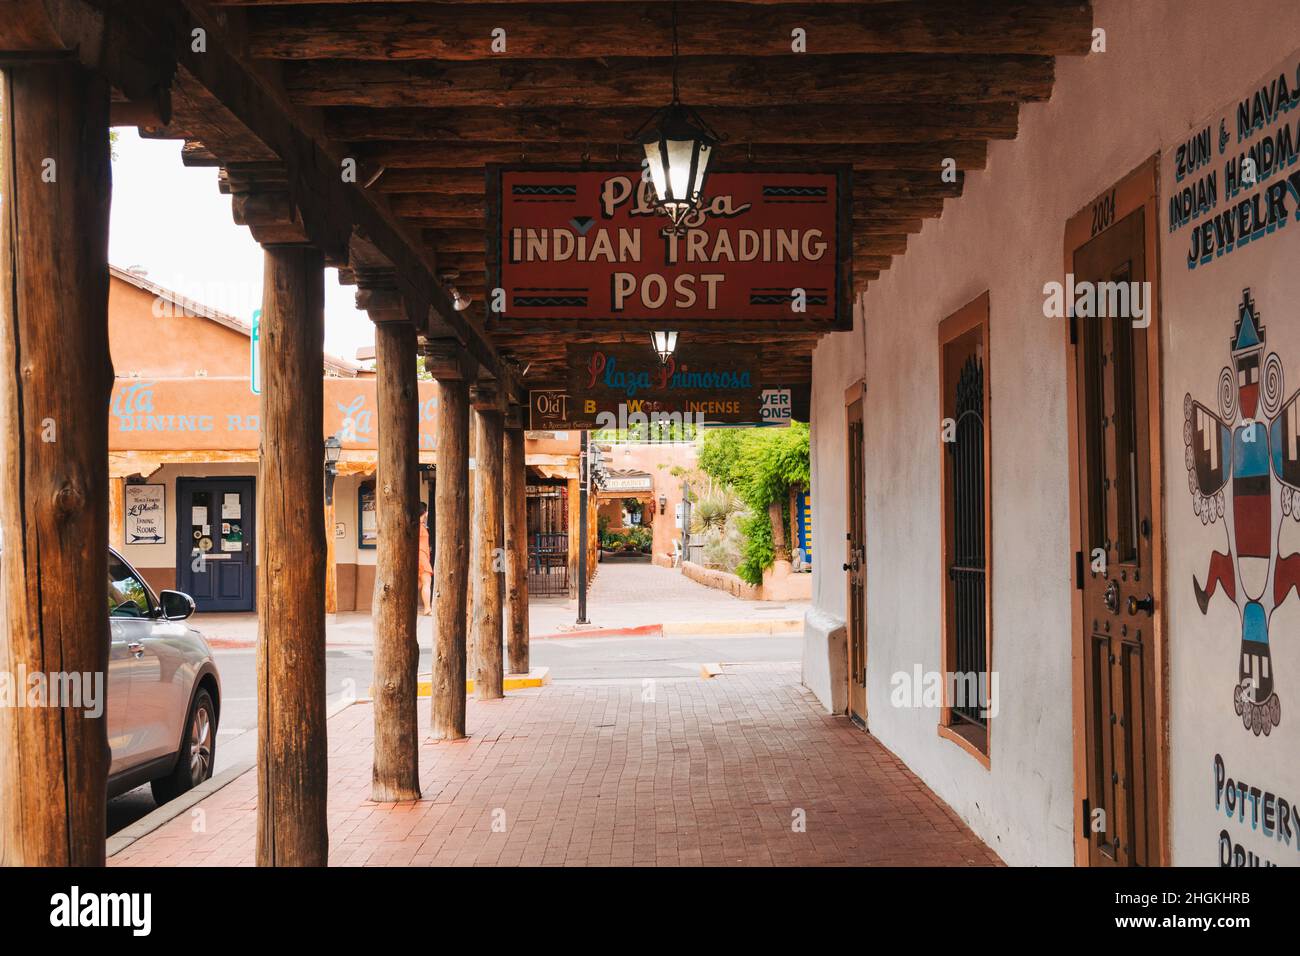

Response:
(109, 664), (999, 867)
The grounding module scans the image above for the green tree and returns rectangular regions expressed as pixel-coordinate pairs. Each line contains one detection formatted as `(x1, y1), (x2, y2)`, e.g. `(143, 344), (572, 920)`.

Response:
(697, 422), (809, 584)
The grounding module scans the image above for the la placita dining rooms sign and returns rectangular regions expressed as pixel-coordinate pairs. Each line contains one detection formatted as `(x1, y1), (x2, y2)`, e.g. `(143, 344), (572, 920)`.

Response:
(486, 166), (852, 331)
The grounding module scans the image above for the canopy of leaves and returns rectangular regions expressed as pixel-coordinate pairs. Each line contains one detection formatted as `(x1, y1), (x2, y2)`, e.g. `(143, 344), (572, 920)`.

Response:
(697, 423), (809, 584)
(698, 422), (809, 513)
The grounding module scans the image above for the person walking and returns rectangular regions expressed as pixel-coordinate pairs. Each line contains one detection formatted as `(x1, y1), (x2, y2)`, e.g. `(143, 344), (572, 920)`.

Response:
(418, 501), (434, 616)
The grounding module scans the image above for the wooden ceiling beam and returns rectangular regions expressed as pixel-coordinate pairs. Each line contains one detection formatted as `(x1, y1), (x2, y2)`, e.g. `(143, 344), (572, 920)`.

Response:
(854, 235), (909, 257)
(421, 229), (486, 251)
(388, 193), (486, 218)
(245, 2), (1094, 60)
(380, 166), (961, 199)
(417, 209), (945, 241)
(353, 140), (989, 170)
(325, 104), (1020, 144)
(372, 168), (487, 193)
(159, 0), (502, 371)
(283, 54), (1054, 109)
(386, 168), (961, 206)
(219, 1), (929, 6)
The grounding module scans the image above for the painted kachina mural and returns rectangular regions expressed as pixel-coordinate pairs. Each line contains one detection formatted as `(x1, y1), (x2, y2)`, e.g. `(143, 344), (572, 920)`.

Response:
(1185, 289), (1299, 736)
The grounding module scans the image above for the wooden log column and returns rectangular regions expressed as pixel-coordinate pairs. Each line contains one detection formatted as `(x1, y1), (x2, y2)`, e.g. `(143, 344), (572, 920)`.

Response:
(0, 61), (113, 867)
(257, 244), (328, 866)
(427, 342), (472, 739)
(502, 412), (530, 675)
(368, 305), (421, 802)
(324, 493), (338, 614)
(470, 383), (505, 700)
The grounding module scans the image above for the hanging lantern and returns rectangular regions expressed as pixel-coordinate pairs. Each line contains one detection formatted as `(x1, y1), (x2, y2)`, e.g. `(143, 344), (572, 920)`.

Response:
(629, 2), (724, 232)
(651, 330), (678, 364)
(636, 104), (718, 231)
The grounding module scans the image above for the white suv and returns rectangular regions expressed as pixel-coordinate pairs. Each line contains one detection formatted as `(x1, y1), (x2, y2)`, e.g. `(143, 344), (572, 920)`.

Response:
(108, 548), (221, 802)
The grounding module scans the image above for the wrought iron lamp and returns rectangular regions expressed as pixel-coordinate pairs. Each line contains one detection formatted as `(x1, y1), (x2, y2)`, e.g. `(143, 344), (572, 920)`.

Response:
(324, 433), (343, 506)
(650, 330), (678, 364)
(629, 2), (723, 233)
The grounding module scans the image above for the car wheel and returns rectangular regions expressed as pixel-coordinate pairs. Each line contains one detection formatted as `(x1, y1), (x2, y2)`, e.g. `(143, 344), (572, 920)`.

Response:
(151, 688), (217, 804)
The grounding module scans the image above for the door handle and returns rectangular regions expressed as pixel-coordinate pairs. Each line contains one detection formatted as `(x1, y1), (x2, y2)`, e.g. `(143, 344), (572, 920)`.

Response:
(1127, 593), (1154, 616)
(127, 641), (144, 658)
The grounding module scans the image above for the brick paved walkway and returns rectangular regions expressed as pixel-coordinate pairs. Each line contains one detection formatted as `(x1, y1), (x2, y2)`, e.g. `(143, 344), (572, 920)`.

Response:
(109, 664), (999, 866)
(529, 559), (809, 635)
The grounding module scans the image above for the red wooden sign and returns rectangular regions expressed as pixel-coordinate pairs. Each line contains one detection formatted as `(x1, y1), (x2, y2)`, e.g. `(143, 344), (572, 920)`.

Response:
(487, 166), (852, 331)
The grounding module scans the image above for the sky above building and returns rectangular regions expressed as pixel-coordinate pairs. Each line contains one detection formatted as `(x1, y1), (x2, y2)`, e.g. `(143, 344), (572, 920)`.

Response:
(108, 129), (375, 363)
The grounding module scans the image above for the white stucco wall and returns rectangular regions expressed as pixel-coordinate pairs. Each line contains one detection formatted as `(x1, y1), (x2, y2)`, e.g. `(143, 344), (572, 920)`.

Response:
(1159, 50), (1300, 865)
(804, 298), (864, 712)
(805, 0), (1300, 865)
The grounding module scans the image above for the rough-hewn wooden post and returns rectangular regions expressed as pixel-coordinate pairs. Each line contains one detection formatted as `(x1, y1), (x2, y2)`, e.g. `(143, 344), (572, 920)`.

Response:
(109, 476), (125, 550)
(0, 61), (112, 867)
(503, 414), (530, 675)
(426, 342), (472, 739)
(257, 244), (328, 866)
(470, 383), (504, 699)
(370, 316), (421, 801)
(324, 494), (338, 613)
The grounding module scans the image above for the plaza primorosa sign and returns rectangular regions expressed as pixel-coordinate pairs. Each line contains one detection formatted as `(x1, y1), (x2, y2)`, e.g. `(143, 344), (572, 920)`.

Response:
(487, 167), (851, 331)
(567, 344), (762, 424)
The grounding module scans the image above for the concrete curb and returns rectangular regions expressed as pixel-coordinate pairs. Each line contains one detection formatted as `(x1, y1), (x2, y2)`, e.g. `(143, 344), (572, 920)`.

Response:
(106, 696), (357, 858)
(662, 619), (803, 636)
(531, 618), (803, 639)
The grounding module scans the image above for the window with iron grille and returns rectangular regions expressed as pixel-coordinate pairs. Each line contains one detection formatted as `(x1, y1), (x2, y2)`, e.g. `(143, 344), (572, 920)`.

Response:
(939, 294), (992, 762)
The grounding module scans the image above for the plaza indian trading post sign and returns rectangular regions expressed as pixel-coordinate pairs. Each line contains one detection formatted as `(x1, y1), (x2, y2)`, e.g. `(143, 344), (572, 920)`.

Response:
(486, 166), (852, 331)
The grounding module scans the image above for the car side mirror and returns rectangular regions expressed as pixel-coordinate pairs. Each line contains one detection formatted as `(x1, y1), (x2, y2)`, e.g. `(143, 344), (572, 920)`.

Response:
(159, 589), (196, 622)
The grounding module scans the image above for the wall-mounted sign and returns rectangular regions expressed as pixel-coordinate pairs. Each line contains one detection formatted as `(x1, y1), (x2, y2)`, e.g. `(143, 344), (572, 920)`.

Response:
(602, 475), (654, 493)
(1164, 51), (1300, 273)
(488, 166), (851, 331)
(567, 343), (763, 424)
(760, 388), (793, 426)
(124, 484), (166, 544)
(529, 388), (592, 431)
(108, 378), (440, 453)
(250, 308), (262, 395)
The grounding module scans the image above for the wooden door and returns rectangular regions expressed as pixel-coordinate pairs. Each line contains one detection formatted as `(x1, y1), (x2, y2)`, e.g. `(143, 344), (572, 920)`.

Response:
(177, 477), (256, 612)
(1073, 208), (1158, 866)
(846, 395), (867, 725)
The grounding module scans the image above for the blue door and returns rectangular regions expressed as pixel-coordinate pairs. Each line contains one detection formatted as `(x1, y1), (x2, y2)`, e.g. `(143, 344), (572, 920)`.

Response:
(176, 477), (255, 612)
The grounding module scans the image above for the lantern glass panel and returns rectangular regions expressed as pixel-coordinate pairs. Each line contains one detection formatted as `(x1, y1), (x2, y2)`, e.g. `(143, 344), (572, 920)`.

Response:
(641, 142), (669, 203)
(663, 137), (698, 203)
